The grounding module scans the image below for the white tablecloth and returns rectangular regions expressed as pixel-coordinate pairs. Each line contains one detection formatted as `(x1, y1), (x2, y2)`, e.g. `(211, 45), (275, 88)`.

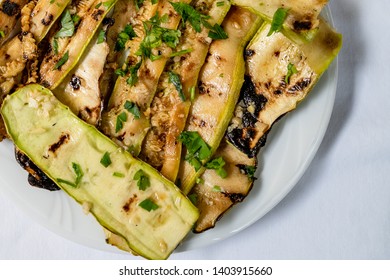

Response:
(1, 0), (389, 260)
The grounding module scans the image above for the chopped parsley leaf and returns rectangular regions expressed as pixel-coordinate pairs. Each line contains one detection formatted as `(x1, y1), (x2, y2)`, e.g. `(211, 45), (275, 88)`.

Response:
(115, 111), (127, 132)
(0, 30), (5, 38)
(285, 63), (298, 84)
(97, 29), (106, 44)
(133, 169), (150, 191)
(52, 38), (59, 55)
(113, 172), (125, 178)
(212, 185), (222, 192)
(139, 198), (159, 212)
(267, 8), (289, 36)
(169, 48), (192, 57)
(216, 1), (225, 6)
(205, 157), (227, 178)
(135, 13), (181, 61)
(170, 2), (228, 40)
(178, 131), (211, 171)
(208, 23), (228, 40)
(100, 152), (112, 167)
(126, 60), (142, 86)
(55, 10), (75, 38)
(168, 71), (185, 101)
(53, 51), (69, 70)
(124, 100), (141, 119)
(115, 24), (136, 51)
(57, 162), (84, 188)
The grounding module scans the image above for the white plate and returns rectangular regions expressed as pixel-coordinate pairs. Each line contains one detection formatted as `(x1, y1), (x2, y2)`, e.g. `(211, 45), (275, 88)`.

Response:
(0, 7), (338, 256)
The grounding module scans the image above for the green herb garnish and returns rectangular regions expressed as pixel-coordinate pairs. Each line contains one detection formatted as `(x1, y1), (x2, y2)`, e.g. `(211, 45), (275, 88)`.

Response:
(170, 2), (228, 40)
(267, 8), (289, 36)
(133, 169), (150, 191)
(100, 152), (112, 167)
(168, 71), (185, 101)
(208, 23), (228, 40)
(205, 157), (227, 178)
(0, 30), (5, 38)
(97, 29), (106, 44)
(52, 38), (59, 55)
(178, 131), (211, 171)
(135, 13), (181, 61)
(55, 10), (75, 38)
(216, 1), (225, 6)
(124, 100), (141, 119)
(126, 60), (142, 86)
(113, 172), (125, 178)
(57, 162), (84, 188)
(169, 48), (192, 57)
(115, 24), (136, 51)
(139, 198), (159, 212)
(53, 51), (69, 70)
(115, 111), (127, 132)
(212, 185), (222, 192)
(285, 63), (298, 84)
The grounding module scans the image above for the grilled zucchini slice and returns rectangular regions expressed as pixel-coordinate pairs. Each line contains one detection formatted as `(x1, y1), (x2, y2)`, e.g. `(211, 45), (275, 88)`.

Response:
(139, 0), (231, 182)
(1, 84), (199, 260)
(177, 6), (262, 194)
(39, 0), (118, 89)
(30, 0), (71, 42)
(53, 35), (109, 125)
(0, 0), (28, 45)
(100, 0), (188, 155)
(227, 18), (342, 157)
(192, 18), (342, 232)
(232, 0), (328, 43)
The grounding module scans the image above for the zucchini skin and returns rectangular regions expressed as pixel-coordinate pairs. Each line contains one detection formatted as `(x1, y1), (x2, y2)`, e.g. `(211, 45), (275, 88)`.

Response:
(1, 84), (199, 260)
(177, 6), (263, 195)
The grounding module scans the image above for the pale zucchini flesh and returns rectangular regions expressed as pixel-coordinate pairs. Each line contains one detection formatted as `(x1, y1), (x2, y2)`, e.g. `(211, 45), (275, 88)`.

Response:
(177, 6), (262, 194)
(1, 84), (199, 260)
(53, 35), (109, 126)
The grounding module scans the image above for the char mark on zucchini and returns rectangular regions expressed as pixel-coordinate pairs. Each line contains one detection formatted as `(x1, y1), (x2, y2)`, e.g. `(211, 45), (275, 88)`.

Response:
(1, 0), (20, 16)
(226, 75), (268, 158)
(15, 148), (60, 191)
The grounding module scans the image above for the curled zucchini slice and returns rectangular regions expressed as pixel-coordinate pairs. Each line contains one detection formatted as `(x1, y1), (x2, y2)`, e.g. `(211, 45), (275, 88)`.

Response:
(177, 6), (262, 195)
(192, 18), (342, 232)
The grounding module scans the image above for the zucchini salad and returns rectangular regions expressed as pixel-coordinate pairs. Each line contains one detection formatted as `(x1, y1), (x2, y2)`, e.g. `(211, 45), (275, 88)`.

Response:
(0, 0), (341, 259)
